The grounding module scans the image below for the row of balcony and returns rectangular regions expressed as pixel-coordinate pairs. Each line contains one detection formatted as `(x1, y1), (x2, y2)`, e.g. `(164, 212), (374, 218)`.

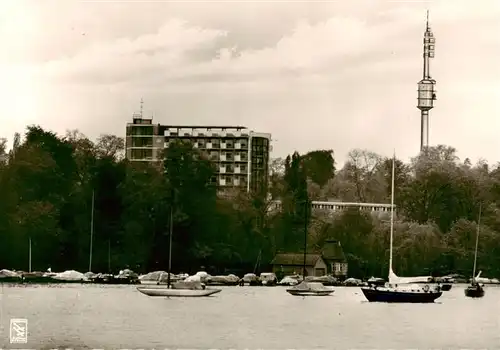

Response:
(164, 129), (248, 138)
(191, 141), (248, 150)
(210, 153), (248, 162)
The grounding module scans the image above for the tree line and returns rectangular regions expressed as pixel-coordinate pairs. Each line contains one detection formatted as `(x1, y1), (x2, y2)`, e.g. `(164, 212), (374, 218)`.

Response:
(1, 126), (499, 278)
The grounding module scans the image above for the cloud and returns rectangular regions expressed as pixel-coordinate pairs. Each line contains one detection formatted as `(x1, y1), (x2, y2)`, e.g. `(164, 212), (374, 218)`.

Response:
(41, 9), (419, 89)
(43, 19), (227, 85)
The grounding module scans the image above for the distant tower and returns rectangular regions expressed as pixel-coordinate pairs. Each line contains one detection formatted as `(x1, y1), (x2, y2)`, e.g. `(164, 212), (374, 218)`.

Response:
(417, 10), (437, 152)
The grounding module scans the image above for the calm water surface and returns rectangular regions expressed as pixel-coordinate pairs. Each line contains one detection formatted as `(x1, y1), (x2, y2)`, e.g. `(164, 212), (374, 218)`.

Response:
(0, 284), (499, 349)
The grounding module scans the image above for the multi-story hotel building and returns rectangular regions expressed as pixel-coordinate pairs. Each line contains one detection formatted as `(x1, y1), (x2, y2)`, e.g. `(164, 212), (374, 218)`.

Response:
(125, 113), (271, 193)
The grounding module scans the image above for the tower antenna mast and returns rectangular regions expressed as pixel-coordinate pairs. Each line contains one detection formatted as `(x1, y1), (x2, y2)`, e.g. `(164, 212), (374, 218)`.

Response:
(417, 10), (437, 153)
(140, 98), (144, 118)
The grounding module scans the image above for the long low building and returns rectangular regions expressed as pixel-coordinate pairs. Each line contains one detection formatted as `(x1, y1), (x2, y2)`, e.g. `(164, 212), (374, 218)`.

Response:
(269, 200), (396, 217)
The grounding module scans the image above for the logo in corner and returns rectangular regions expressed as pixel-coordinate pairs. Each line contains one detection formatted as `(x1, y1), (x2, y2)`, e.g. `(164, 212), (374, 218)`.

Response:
(10, 318), (28, 344)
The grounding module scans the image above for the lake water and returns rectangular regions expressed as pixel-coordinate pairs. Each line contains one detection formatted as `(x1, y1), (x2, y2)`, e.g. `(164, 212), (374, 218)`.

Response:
(0, 283), (499, 349)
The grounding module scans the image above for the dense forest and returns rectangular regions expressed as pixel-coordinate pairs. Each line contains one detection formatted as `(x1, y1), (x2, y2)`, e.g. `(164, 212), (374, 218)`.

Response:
(1, 126), (500, 278)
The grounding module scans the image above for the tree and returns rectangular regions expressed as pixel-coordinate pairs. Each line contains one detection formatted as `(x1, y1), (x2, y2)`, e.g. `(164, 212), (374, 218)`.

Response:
(301, 150), (336, 188)
(279, 151), (310, 252)
(3, 122), (500, 279)
(342, 149), (383, 202)
(95, 134), (125, 160)
(163, 139), (218, 271)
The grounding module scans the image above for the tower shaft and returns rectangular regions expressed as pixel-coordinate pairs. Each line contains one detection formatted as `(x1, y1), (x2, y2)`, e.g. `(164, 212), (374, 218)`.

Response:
(417, 10), (436, 152)
(420, 110), (429, 152)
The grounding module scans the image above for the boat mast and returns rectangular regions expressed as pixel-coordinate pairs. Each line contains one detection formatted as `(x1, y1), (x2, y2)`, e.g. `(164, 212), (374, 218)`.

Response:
(253, 250), (261, 274)
(302, 198), (308, 279)
(167, 202), (174, 288)
(388, 153), (396, 279)
(472, 204), (481, 284)
(108, 239), (111, 273)
(28, 237), (32, 273)
(89, 189), (95, 273)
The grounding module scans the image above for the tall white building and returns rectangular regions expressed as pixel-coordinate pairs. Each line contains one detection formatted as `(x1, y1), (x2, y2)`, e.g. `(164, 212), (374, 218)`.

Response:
(125, 114), (271, 193)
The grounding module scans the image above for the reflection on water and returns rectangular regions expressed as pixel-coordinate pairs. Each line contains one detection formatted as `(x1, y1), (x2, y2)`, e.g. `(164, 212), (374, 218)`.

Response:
(1, 284), (499, 349)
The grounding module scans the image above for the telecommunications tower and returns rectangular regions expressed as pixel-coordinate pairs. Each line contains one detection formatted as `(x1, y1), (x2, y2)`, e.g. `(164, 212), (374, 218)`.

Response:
(417, 10), (437, 152)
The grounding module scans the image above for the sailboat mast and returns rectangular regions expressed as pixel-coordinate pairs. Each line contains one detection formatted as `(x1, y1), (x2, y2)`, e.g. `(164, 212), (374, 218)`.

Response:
(28, 237), (32, 273)
(108, 239), (111, 273)
(388, 153), (396, 277)
(253, 250), (261, 274)
(472, 204), (482, 283)
(167, 204), (173, 288)
(302, 198), (308, 278)
(89, 189), (95, 273)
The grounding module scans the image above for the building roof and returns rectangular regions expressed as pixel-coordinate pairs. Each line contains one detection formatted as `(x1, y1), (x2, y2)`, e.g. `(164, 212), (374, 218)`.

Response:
(321, 239), (346, 261)
(271, 253), (323, 267)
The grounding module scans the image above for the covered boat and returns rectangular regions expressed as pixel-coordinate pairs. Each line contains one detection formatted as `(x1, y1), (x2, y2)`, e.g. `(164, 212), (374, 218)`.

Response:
(286, 281), (334, 296)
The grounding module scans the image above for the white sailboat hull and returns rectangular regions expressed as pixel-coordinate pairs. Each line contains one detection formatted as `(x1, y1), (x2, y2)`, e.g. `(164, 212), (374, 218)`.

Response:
(137, 287), (221, 297)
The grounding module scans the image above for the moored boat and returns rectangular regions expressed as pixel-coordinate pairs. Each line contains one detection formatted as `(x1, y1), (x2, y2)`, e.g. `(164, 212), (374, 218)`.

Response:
(137, 286), (221, 297)
(286, 281), (334, 296)
(285, 198), (334, 297)
(464, 282), (484, 298)
(137, 196), (222, 298)
(464, 206), (485, 299)
(360, 153), (442, 303)
(361, 284), (442, 303)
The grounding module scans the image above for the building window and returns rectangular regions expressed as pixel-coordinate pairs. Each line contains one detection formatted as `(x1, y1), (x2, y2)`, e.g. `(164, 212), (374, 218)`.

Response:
(209, 151), (219, 161)
(132, 138), (153, 147)
(131, 149), (153, 160)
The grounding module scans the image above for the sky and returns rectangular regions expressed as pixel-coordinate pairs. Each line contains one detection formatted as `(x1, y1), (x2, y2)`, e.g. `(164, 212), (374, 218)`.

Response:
(1, 0), (499, 165)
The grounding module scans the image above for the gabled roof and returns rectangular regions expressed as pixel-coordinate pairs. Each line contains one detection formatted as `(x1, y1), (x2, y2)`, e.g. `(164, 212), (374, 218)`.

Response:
(271, 253), (322, 267)
(321, 239), (346, 261)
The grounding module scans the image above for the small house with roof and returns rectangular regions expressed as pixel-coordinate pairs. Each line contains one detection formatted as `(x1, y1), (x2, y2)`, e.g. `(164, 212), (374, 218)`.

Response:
(270, 239), (348, 279)
(271, 253), (327, 278)
(321, 239), (348, 278)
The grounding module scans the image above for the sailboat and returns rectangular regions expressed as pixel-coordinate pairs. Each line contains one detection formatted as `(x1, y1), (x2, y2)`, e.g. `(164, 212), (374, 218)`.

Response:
(286, 199), (334, 296)
(464, 205), (485, 298)
(137, 203), (221, 297)
(360, 153), (442, 303)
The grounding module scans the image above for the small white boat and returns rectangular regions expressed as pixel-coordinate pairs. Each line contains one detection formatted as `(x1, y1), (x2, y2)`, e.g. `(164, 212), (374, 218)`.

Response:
(137, 286), (221, 297)
(137, 206), (222, 298)
(286, 281), (334, 296)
